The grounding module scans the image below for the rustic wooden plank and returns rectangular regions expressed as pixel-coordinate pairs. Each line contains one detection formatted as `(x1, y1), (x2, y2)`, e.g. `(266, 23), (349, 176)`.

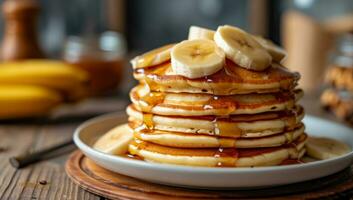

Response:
(16, 162), (100, 200)
(0, 98), (127, 199)
(0, 124), (101, 200)
(28, 123), (100, 200)
(0, 125), (39, 200)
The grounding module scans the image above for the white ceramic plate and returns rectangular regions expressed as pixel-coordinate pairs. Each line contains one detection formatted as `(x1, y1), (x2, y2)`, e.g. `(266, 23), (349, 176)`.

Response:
(74, 112), (353, 188)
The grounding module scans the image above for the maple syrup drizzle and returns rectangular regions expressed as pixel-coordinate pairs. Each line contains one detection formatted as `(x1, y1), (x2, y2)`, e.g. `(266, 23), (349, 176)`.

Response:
(142, 113), (154, 129)
(202, 94), (243, 138)
(133, 139), (147, 150)
(136, 65), (169, 131)
(213, 118), (243, 137)
(136, 87), (165, 131)
(142, 63), (170, 91)
(144, 76), (159, 92)
(138, 91), (165, 112)
(203, 95), (238, 115)
(214, 147), (238, 167)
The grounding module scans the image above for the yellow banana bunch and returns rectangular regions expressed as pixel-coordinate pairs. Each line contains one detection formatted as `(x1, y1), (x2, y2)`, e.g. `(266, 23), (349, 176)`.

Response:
(0, 59), (90, 119)
(0, 59), (89, 101)
(0, 85), (62, 119)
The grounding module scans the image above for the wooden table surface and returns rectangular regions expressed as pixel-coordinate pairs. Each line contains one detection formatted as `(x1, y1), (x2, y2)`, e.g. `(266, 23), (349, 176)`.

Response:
(0, 93), (350, 200)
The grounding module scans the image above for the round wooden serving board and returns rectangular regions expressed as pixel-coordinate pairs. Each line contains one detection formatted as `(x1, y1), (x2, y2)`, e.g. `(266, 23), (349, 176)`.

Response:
(65, 151), (353, 200)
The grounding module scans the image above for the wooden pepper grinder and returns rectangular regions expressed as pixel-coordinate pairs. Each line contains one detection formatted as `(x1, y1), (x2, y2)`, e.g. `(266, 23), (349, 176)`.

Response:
(0, 0), (45, 61)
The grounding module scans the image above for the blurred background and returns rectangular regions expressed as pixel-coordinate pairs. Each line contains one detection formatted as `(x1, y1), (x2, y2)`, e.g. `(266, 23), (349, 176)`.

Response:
(0, 0), (353, 124)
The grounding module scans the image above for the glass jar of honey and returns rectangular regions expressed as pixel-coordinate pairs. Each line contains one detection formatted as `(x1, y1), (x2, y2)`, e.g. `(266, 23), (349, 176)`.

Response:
(63, 31), (126, 95)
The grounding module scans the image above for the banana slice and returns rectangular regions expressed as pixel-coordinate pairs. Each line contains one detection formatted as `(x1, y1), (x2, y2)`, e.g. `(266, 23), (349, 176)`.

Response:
(188, 26), (215, 40)
(252, 35), (287, 63)
(93, 124), (133, 155)
(130, 44), (174, 69)
(171, 39), (225, 79)
(306, 136), (351, 160)
(214, 25), (272, 71)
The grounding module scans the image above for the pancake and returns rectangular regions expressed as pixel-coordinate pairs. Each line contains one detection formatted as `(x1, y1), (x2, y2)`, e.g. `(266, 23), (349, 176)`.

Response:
(134, 60), (300, 95)
(133, 124), (305, 148)
(131, 84), (303, 116)
(128, 133), (307, 167)
(127, 105), (304, 138)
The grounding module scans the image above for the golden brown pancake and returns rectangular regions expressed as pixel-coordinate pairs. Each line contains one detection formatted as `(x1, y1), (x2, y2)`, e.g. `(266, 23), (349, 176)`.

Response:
(128, 133), (307, 167)
(127, 104), (304, 138)
(131, 84), (303, 116)
(133, 124), (305, 148)
(133, 59), (300, 95)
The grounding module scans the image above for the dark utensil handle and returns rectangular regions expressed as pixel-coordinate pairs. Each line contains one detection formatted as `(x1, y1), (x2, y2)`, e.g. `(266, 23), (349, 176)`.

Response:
(9, 140), (75, 169)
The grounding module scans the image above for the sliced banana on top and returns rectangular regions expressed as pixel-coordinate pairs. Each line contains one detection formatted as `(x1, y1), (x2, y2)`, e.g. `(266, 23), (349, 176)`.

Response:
(188, 26), (215, 40)
(306, 136), (351, 160)
(130, 44), (174, 69)
(214, 25), (272, 71)
(252, 35), (287, 63)
(171, 39), (225, 79)
(93, 124), (134, 155)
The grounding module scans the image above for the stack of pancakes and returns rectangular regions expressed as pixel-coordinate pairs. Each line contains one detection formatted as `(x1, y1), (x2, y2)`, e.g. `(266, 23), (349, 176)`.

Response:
(127, 58), (307, 167)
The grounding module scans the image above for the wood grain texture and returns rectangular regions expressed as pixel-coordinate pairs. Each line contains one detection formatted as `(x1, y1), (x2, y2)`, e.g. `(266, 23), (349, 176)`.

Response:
(0, 123), (100, 200)
(0, 98), (127, 200)
(66, 151), (353, 200)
